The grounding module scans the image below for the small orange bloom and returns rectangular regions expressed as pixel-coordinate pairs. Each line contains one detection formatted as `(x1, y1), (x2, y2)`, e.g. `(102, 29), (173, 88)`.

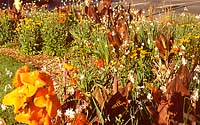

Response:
(74, 113), (91, 125)
(96, 58), (104, 68)
(70, 78), (77, 85)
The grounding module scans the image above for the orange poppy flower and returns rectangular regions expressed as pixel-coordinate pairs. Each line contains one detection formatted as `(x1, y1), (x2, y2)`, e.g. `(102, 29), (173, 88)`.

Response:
(34, 88), (49, 108)
(46, 94), (61, 118)
(70, 78), (77, 85)
(38, 72), (53, 86)
(29, 103), (44, 120)
(20, 71), (39, 85)
(21, 84), (38, 97)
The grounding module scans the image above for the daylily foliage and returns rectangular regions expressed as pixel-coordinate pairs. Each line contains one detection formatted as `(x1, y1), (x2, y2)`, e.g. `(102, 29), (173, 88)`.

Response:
(3, 65), (61, 125)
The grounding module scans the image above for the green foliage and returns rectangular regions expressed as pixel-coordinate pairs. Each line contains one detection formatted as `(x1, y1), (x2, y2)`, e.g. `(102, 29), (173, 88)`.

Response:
(17, 17), (43, 55)
(40, 12), (72, 56)
(0, 11), (16, 45)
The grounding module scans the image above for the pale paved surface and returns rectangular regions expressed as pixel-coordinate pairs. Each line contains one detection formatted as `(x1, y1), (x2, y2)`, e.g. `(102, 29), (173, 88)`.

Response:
(113, 0), (200, 14)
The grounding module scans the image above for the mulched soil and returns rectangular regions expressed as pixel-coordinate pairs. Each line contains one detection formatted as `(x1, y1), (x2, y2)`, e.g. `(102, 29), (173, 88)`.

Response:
(0, 47), (62, 83)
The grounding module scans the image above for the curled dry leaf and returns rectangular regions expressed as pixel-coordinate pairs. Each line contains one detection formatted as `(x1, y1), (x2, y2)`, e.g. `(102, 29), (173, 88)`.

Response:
(92, 87), (107, 110)
(153, 37), (165, 56)
(112, 74), (118, 94)
(167, 64), (191, 96)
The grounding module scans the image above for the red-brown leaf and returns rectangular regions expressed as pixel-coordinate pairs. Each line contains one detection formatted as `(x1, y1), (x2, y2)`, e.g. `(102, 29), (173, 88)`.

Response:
(160, 33), (167, 49)
(153, 37), (166, 56)
(113, 74), (118, 94)
(107, 30), (122, 47)
(92, 87), (107, 109)
(166, 64), (190, 96)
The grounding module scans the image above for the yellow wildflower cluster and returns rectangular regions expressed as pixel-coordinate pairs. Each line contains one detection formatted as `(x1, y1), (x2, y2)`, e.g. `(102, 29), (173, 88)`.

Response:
(15, 18), (42, 32)
(131, 47), (148, 59)
(3, 65), (60, 125)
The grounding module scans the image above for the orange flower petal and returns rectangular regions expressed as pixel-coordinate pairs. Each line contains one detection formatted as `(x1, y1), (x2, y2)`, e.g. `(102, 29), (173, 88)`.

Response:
(3, 89), (18, 106)
(13, 65), (29, 87)
(30, 120), (39, 125)
(96, 58), (104, 68)
(21, 84), (37, 97)
(35, 79), (47, 88)
(15, 111), (30, 124)
(34, 96), (47, 108)
(13, 96), (27, 113)
(20, 71), (40, 85)
(30, 104), (45, 122)
(70, 78), (77, 85)
(38, 72), (52, 85)
(3, 88), (27, 113)
(43, 112), (51, 125)
(33, 88), (48, 108)
(46, 95), (60, 118)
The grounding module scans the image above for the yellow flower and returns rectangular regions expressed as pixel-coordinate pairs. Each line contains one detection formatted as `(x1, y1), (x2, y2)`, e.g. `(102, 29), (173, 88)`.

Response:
(64, 63), (74, 71)
(194, 35), (200, 39)
(131, 48), (147, 59)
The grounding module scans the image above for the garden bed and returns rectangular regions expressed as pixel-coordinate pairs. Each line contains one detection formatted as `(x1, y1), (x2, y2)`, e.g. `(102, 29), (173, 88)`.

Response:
(0, 0), (200, 124)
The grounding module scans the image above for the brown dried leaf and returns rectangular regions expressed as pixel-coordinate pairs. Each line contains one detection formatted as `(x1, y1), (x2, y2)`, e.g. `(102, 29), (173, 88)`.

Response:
(115, 19), (129, 42)
(149, 86), (162, 104)
(153, 38), (165, 56)
(157, 102), (169, 125)
(107, 30), (122, 47)
(92, 87), (106, 110)
(145, 102), (158, 119)
(113, 74), (118, 94)
(167, 64), (190, 96)
(160, 33), (167, 49)
(85, 6), (100, 23)
(104, 92), (127, 124)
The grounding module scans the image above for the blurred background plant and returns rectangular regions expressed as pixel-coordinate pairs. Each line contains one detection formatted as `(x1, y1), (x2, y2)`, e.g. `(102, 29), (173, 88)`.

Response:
(16, 15), (43, 55)
(40, 10), (74, 56)
(0, 11), (17, 46)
